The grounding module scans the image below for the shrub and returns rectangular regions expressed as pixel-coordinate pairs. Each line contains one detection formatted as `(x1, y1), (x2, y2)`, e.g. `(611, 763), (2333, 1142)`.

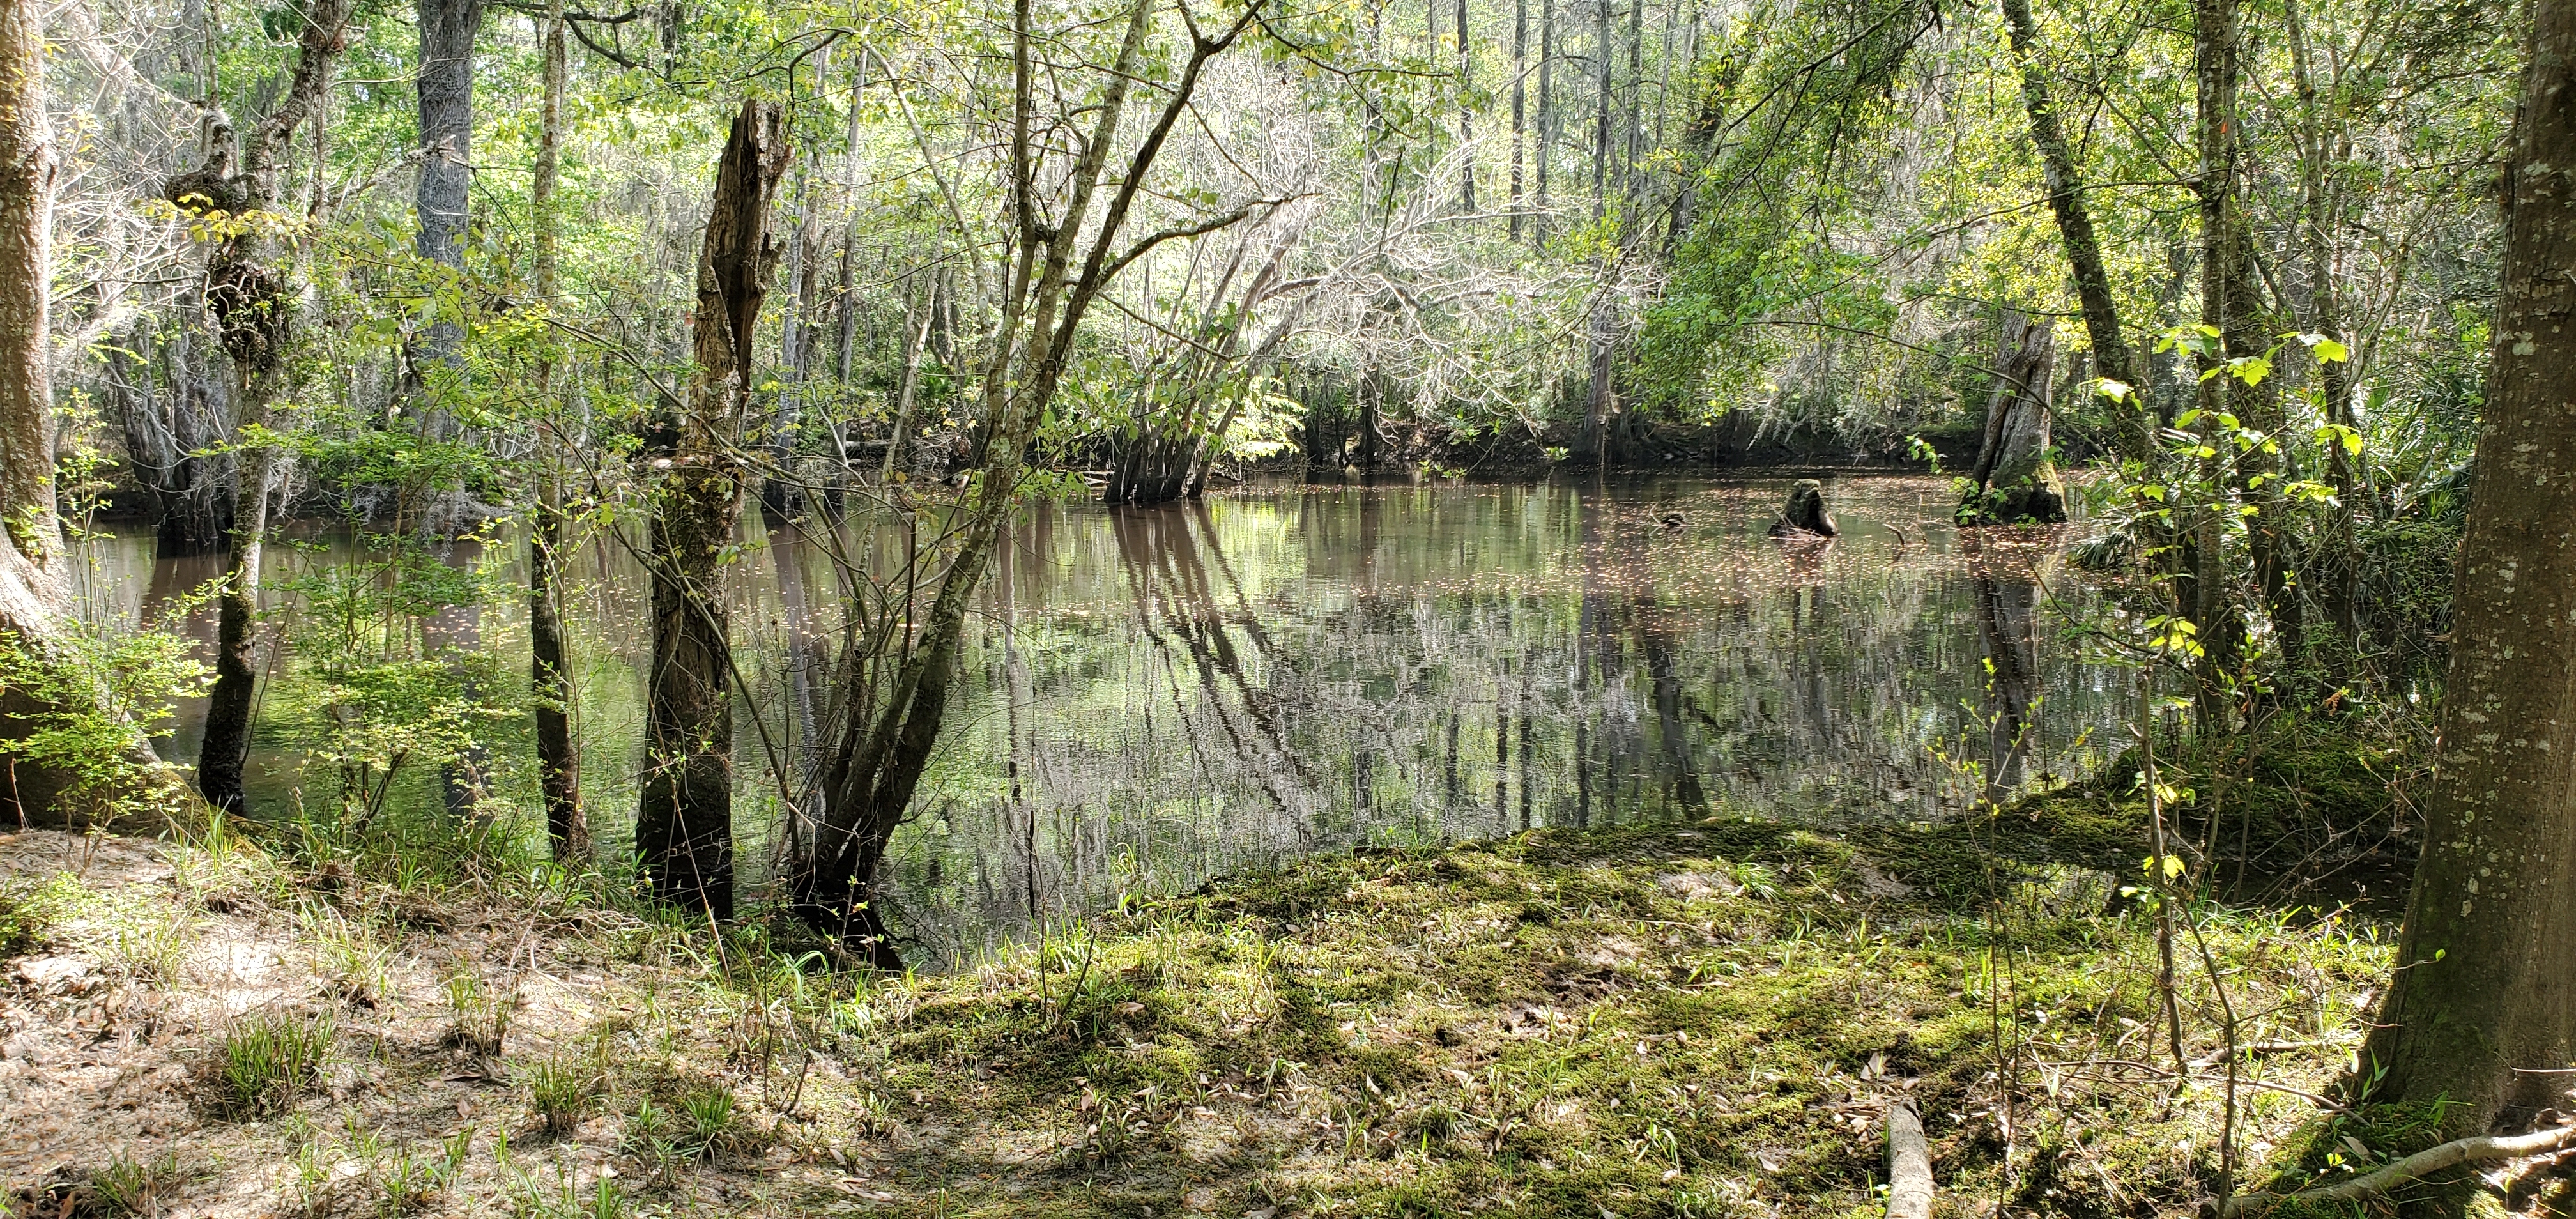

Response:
(0, 873), (73, 956)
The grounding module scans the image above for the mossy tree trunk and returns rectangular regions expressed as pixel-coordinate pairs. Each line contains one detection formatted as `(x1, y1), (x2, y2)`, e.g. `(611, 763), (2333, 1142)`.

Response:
(2360, 0), (2576, 1138)
(636, 99), (793, 921)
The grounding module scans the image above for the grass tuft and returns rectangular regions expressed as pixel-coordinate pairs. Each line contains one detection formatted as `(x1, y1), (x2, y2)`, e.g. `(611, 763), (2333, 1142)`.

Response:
(88, 1149), (192, 1216)
(520, 1054), (604, 1137)
(443, 968), (516, 1057)
(210, 1009), (333, 1118)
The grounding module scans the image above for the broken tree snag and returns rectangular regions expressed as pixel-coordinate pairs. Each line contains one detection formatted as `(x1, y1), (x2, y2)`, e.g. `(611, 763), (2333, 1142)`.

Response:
(637, 98), (792, 922)
(1958, 312), (2068, 525)
(1769, 478), (1837, 538)
(1885, 1099), (1933, 1219)
(2220, 1123), (2576, 1216)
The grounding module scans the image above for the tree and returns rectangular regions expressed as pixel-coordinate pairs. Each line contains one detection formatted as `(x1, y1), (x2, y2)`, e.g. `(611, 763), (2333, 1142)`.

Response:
(410, 0), (484, 450)
(2359, 0), (2576, 1138)
(0, 0), (80, 816)
(792, 0), (1265, 963)
(636, 98), (793, 921)
(169, 0), (356, 817)
(1997, 0), (2143, 458)
(528, 0), (585, 862)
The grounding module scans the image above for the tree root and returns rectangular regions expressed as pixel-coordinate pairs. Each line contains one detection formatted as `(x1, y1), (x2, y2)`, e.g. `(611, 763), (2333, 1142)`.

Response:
(1886, 1099), (1933, 1219)
(2221, 1123), (2576, 1216)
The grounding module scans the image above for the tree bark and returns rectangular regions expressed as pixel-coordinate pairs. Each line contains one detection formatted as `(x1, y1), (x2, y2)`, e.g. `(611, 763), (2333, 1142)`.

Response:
(636, 100), (792, 921)
(1959, 313), (2067, 524)
(2186, 0), (2243, 726)
(1458, 0), (1475, 212)
(529, 0), (585, 863)
(411, 0), (481, 401)
(1593, 0), (1611, 215)
(2359, 0), (2576, 1136)
(1537, 0), (1554, 237)
(1998, 0), (2143, 459)
(0, 0), (132, 825)
(1512, 0), (1526, 239)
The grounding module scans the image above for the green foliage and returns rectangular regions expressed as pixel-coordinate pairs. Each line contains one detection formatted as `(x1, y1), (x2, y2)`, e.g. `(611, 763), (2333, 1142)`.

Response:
(268, 532), (517, 838)
(0, 616), (205, 827)
(444, 969), (516, 1058)
(674, 1080), (749, 1160)
(0, 872), (75, 957)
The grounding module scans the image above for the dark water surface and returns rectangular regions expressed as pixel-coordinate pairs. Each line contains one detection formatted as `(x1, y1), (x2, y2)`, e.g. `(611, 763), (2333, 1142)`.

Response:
(77, 473), (2119, 964)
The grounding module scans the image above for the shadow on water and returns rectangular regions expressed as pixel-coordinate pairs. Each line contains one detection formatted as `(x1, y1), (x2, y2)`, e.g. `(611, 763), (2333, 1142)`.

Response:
(77, 474), (2119, 966)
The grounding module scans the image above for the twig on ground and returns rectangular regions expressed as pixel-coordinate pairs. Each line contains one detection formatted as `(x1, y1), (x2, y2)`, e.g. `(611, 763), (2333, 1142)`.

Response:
(2221, 1123), (2576, 1217)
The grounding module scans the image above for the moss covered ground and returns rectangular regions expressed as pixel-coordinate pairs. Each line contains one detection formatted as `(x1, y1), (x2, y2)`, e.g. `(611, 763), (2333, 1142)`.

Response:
(0, 779), (2450, 1219)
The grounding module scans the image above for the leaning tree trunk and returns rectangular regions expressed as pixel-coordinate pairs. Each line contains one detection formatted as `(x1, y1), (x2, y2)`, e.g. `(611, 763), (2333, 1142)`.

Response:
(1998, 0), (2145, 461)
(172, 0), (352, 817)
(1958, 314), (2067, 525)
(636, 100), (792, 921)
(2358, 0), (2576, 1138)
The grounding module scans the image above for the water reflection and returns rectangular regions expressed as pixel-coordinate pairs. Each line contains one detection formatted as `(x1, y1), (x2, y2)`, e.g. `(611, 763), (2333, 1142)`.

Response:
(78, 475), (2117, 965)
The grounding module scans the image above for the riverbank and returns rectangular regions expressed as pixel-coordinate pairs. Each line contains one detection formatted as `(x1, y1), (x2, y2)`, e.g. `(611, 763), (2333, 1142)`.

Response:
(0, 792), (2426, 1219)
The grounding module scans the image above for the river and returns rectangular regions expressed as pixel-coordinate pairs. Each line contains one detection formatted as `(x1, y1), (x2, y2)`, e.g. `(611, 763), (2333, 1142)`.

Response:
(73, 472), (2119, 964)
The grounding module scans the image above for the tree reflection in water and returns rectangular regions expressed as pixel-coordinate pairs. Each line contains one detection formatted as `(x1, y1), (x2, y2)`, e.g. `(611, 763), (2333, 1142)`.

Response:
(82, 475), (2119, 967)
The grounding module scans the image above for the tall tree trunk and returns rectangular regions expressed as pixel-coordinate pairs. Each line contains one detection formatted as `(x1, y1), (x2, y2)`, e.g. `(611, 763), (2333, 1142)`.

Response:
(0, 0), (88, 821)
(637, 100), (793, 921)
(2285, 0), (2363, 670)
(528, 0), (585, 862)
(1998, 0), (2143, 459)
(2361, 0), (2576, 1136)
(176, 0), (353, 817)
(1457, 0), (1475, 211)
(2188, 0), (2243, 729)
(1537, 0), (1554, 238)
(1512, 0), (1526, 239)
(1592, 0), (1611, 215)
(1622, 0), (1640, 197)
(411, 0), (481, 404)
(1581, 288), (1614, 463)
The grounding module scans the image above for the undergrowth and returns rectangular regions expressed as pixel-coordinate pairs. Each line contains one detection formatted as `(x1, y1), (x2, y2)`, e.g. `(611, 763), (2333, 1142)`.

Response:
(11, 791), (2409, 1217)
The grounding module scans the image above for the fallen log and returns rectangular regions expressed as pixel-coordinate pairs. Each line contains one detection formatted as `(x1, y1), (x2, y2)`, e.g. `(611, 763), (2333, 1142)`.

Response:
(1886, 1099), (1933, 1219)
